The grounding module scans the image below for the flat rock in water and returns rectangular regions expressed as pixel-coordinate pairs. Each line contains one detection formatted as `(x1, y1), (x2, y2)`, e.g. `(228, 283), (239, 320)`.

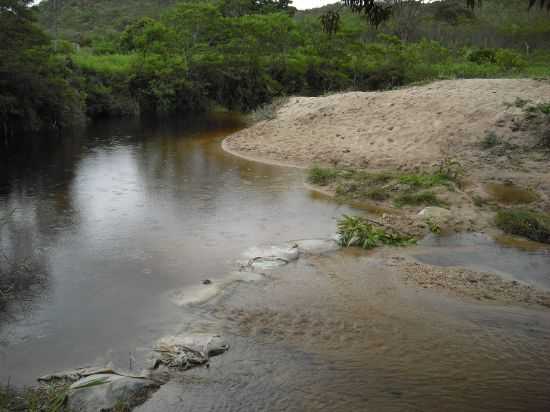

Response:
(67, 374), (159, 412)
(38, 366), (115, 384)
(241, 245), (300, 271)
(293, 239), (340, 254)
(150, 334), (229, 371)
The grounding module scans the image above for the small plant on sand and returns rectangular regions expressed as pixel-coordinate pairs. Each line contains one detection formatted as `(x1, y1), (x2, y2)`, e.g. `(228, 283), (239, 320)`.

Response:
(394, 191), (446, 208)
(308, 166), (338, 186)
(247, 97), (289, 124)
(337, 215), (415, 249)
(514, 97), (530, 108)
(495, 209), (550, 244)
(524, 102), (550, 118)
(435, 158), (464, 184)
(480, 131), (501, 149)
(426, 218), (442, 234)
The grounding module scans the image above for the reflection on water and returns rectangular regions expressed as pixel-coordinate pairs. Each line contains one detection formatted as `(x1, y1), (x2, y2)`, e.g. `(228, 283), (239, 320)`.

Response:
(0, 114), (354, 385)
(1, 115), (550, 411)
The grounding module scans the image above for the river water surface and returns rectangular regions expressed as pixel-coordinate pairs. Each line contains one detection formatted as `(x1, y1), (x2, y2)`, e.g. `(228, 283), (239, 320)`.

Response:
(1, 115), (550, 411)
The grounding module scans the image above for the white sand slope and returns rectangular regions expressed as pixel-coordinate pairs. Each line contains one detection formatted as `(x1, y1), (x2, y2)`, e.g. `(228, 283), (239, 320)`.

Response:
(224, 79), (550, 170)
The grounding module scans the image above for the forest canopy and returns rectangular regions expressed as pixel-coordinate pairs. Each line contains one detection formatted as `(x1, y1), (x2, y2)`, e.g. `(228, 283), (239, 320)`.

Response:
(1, 0), (550, 145)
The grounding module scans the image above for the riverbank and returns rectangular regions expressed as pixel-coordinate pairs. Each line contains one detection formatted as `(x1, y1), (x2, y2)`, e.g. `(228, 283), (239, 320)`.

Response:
(224, 78), (550, 238)
(221, 78), (550, 308)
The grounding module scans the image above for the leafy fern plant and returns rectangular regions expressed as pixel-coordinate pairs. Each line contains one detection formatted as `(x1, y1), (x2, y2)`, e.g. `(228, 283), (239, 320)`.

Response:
(337, 215), (415, 249)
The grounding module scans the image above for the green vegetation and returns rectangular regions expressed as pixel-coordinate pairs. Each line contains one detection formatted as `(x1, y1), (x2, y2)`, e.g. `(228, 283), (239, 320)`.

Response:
(496, 208), (550, 244)
(2, 0), (550, 144)
(520, 101), (550, 149)
(247, 97), (289, 124)
(480, 131), (501, 149)
(394, 191), (447, 208)
(308, 166), (455, 208)
(0, 383), (69, 412)
(308, 166), (339, 186)
(0, 0), (84, 143)
(337, 215), (415, 249)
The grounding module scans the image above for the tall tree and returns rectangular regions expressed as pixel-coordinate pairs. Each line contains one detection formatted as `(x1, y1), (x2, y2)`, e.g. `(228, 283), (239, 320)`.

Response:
(321, 0), (550, 35)
(0, 0), (82, 144)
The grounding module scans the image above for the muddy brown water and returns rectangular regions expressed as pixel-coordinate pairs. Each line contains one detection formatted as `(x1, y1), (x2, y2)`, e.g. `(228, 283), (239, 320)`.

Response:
(484, 182), (539, 205)
(1, 115), (550, 411)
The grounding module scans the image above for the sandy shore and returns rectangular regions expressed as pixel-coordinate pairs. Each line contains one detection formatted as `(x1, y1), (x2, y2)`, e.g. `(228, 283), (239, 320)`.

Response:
(224, 78), (550, 170)
(221, 78), (550, 309)
(224, 78), (550, 235)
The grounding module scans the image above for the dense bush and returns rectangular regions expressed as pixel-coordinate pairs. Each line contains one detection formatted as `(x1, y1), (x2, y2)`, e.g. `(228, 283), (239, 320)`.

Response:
(496, 209), (550, 244)
(4, 0), (550, 138)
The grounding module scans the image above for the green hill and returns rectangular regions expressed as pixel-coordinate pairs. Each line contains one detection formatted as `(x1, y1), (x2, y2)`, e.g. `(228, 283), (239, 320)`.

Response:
(34, 0), (180, 42)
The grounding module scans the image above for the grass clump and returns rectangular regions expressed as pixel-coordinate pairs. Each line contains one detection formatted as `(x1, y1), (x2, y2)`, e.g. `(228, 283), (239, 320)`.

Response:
(480, 131), (501, 149)
(308, 166), (457, 208)
(308, 166), (339, 186)
(398, 172), (454, 189)
(495, 209), (550, 244)
(337, 215), (415, 250)
(0, 383), (70, 412)
(394, 191), (446, 208)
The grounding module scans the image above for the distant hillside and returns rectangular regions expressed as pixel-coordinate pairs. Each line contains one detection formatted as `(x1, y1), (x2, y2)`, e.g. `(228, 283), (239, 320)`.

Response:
(34, 0), (180, 42)
(34, 0), (550, 48)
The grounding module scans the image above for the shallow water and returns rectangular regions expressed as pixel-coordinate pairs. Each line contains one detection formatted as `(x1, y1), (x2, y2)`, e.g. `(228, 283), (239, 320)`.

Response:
(1, 116), (550, 411)
(137, 252), (550, 412)
(484, 182), (539, 204)
(417, 233), (550, 289)
(0, 114), (355, 385)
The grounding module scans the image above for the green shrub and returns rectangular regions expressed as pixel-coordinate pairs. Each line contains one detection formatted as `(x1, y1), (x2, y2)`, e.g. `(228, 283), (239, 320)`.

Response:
(495, 209), (550, 244)
(466, 48), (497, 65)
(336, 215), (415, 249)
(495, 49), (527, 70)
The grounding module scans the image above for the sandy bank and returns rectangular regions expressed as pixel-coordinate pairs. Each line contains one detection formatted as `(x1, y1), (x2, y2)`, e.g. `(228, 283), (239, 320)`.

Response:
(224, 78), (550, 170)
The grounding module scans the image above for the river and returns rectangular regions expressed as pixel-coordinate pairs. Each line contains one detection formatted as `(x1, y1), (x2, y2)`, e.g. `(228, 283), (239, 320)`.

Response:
(1, 114), (550, 411)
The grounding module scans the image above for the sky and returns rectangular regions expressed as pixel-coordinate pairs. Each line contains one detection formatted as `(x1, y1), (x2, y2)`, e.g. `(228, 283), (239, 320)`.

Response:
(32, 1), (341, 10)
(293, 0), (336, 9)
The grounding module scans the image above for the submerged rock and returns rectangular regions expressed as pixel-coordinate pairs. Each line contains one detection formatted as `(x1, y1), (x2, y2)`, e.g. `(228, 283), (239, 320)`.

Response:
(38, 367), (116, 384)
(67, 374), (159, 412)
(241, 244), (300, 271)
(293, 238), (340, 255)
(150, 334), (229, 371)
(241, 240), (339, 271)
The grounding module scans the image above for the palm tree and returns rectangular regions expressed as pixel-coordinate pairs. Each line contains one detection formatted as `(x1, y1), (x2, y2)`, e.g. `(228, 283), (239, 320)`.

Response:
(322, 1), (549, 34)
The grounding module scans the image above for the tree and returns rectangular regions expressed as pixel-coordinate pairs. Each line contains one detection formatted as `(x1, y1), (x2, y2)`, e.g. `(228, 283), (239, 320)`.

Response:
(321, 0), (550, 35)
(0, 0), (83, 144)
(220, 0), (296, 17)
